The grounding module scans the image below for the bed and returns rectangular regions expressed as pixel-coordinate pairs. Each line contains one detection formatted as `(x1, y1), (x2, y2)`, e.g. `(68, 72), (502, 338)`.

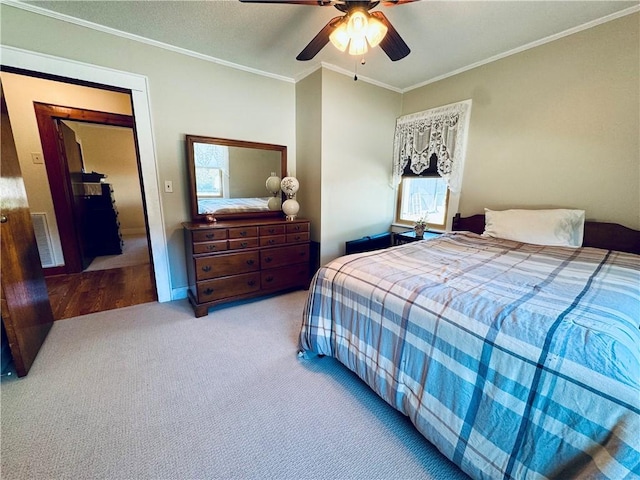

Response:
(197, 196), (270, 215)
(299, 211), (639, 479)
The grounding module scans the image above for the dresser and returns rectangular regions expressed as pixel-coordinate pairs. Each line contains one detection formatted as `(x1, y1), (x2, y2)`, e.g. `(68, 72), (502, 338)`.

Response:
(183, 218), (310, 317)
(83, 183), (123, 257)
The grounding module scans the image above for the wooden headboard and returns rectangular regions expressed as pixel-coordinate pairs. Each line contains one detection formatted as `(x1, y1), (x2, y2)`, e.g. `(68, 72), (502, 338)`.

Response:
(452, 213), (640, 255)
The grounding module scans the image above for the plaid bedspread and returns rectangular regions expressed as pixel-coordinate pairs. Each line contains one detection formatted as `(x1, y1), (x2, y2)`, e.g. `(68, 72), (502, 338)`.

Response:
(299, 232), (640, 479)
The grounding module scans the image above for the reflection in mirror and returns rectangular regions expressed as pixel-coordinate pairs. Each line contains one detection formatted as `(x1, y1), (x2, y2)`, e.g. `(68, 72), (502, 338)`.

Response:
(186, 135), (287, 222)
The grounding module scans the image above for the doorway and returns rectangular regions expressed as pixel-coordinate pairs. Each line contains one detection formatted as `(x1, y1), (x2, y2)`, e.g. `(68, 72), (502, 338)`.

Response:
(32, 101), (157, 319)
(1, 64), (166, 319)
(1, 45), (172, 303)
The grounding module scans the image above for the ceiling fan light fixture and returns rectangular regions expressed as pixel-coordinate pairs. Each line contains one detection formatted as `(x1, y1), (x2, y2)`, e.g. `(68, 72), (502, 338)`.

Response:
(329, 9), (388, 57)
(329, 20), (349, 52)
(347, 10), (368, 38)
(348, 36), (368, 56)
(365, 15), (388, 48)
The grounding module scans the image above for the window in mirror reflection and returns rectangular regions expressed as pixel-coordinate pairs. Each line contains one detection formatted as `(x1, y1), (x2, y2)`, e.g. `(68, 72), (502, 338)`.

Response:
(194, 143), (229, 198)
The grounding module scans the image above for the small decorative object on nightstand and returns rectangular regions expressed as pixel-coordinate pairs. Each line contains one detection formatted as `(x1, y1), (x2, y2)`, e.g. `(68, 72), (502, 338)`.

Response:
(281, 176), (300, 221)
(414, 217), (428, 239)
(394, 229), (440, 246)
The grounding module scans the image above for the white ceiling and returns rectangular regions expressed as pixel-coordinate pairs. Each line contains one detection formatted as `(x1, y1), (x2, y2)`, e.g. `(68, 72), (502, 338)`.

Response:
(18, 0), (640, 91)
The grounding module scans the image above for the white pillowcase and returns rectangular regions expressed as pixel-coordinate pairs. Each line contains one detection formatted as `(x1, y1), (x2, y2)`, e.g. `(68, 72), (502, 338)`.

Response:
(483, 208), (585, 247)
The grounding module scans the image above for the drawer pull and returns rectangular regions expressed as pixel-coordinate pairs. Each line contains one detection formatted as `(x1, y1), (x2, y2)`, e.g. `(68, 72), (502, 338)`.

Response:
(207, 245), (217, 251)
(295, 235), (301, 241)
(246, 259), (255, 265)
(202, 265), (212, 272)
(264, 256), (272, 263)
(240, 241), (248, 248)
(268, 228), (275, 234)
(265, 276), (274, 283)
(248, 280), (256, 287)
(205, 233), (215, 239)
(300, 252), (307, 257)
(240, 231), (247, 237)
(268, 239), (275, 245)
(294, 225), (301, 231)
(203, 287), (214, 295)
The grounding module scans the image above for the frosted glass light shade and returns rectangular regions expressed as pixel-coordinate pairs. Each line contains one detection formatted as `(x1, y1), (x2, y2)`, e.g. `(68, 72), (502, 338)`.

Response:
(366, 16), (388, 48)
(329, 22), (349, 52)
(280, 177), (299, 197)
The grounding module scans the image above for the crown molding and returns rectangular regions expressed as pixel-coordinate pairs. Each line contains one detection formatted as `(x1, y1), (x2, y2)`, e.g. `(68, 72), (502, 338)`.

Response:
(403, 5), (640, 93)
(1, 0), (295, 84)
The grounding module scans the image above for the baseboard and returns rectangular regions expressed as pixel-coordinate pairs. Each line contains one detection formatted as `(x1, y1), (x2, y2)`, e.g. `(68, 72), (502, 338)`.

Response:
(171, 287), (189, 301)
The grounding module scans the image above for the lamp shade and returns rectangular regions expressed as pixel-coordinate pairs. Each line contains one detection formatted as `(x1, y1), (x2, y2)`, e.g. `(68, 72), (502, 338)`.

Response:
(282, 198), (300, 221)
(265, 172), (281, 195)
(267, 196), (282, 211)
(366, 16), (388, 48)
(280, 177), (299, 198)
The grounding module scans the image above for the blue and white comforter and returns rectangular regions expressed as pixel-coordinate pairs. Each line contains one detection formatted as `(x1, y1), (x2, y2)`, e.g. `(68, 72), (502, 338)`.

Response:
(299, 232), (640, 479)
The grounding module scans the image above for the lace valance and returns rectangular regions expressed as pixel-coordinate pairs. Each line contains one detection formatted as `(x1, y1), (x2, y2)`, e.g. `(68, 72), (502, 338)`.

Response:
(393, 100), (471, 193)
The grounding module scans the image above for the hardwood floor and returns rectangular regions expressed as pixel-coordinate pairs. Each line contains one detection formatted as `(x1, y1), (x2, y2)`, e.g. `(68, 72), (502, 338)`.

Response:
(45, 264), (157, 320)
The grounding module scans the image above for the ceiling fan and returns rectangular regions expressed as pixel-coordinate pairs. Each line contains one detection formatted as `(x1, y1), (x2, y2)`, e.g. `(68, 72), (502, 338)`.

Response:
(239, 0), (415, 62)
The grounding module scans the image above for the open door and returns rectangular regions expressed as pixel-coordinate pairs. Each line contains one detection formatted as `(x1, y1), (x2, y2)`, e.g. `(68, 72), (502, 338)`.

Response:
(1, 83), (54, 377)
(59, 121), (94, 270)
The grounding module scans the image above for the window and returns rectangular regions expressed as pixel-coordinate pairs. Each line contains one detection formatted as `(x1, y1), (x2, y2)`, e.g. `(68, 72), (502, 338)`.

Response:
(194, 143), (228, 198)
(396, 176), (449, 229)
(392, 100), (472, 230)
(196, 166), (223, 198)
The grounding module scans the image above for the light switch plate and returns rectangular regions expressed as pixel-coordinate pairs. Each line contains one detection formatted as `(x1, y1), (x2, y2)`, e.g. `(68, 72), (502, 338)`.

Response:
(164, 180), (173, 193)
(31, 152), (44, 164)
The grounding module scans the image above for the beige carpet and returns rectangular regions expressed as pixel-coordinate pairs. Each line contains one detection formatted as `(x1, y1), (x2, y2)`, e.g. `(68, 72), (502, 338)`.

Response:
(84, 233), (150, 271)
(1, 291), (469, 480)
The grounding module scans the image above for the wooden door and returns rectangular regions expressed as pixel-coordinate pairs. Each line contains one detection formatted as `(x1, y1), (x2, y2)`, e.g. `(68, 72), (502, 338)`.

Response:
(1, 84), (54, 377)
(59, 121), (93, 270)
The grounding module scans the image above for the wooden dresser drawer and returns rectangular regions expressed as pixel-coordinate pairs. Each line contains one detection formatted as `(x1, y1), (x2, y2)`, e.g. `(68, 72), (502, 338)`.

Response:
(286, 232), (309, 243)
(193, 240), (228, 254)
(192, 229), (227, 242)
(228, 237), (259, 250)
(261, 244), (309, 269)
(260, 235), (286, 247)
(228, 226), (258, 239)
(261, 264), (309, 291)
(259, 225), (286, 236)
(286, 222), (309, 234)
(195, 251), (259, 281)
(196, 272), (260, 302)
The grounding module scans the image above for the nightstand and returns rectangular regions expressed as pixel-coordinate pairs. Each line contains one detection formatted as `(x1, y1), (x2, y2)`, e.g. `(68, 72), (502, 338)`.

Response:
(393, 230), (440, 245)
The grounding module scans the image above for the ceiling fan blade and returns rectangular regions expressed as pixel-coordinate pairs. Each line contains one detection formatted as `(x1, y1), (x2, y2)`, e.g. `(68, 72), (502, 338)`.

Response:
(370, 11), (410, 61)
(380, 0), (419, 5)
(239, 0), (337, 5)
(296, 16), (342, 61)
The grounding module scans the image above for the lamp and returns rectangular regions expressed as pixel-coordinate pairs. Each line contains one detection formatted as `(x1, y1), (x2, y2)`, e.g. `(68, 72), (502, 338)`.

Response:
(329, 10), (388, 56)
(280, 176), (300, 221)
(265, 172), (282, 211)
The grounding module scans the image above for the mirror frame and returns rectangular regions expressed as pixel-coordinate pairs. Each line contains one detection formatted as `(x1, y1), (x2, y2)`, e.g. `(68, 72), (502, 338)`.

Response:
(185, 135), (287, 222)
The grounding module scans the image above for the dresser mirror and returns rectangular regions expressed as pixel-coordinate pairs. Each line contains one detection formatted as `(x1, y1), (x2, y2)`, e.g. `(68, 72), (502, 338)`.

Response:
(186, 135), (287, 222)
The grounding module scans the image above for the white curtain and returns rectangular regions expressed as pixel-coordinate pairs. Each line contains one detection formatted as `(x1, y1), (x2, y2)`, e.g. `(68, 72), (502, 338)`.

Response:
(393, 100), (472, 193)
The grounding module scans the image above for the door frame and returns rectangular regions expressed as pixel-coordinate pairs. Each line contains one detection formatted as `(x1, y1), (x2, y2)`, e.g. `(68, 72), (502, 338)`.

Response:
(34, 104), (136, 274)
(1, 45), (171, 302)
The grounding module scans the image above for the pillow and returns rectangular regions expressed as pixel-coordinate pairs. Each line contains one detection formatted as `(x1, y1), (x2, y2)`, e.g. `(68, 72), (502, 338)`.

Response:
(483, 208), (585, 247)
